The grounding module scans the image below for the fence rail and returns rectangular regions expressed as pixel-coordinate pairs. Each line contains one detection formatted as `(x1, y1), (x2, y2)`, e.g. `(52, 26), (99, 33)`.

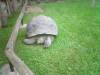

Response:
(4, 1), (34, 75)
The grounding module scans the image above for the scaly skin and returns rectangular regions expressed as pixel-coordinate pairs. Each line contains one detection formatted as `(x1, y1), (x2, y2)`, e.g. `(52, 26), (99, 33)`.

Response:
(24, 35), (54, 48)
(44, 36), (54, 48)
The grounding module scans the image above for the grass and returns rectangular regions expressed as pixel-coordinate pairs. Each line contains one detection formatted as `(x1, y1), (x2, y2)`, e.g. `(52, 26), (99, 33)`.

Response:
(0, 0), (100, 75)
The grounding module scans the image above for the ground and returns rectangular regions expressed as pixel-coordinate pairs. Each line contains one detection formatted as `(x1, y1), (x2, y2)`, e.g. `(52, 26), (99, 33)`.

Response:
(0, 0), (100, 75)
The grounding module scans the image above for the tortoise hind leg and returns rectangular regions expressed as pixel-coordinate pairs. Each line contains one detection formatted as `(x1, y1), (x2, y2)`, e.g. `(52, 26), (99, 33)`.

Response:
(23, 37), (36, 45)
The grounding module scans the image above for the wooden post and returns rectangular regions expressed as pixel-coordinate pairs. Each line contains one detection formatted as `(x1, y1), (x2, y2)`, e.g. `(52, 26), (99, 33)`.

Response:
(5, 0), (11, 16)
(92, 0), (96, 7)
(5, 1), (35, 75)
(9, 62), (14, 72)
(21, 18), (24, 26)
(0, 12), (1, 28)
(0, 19), (1, 28)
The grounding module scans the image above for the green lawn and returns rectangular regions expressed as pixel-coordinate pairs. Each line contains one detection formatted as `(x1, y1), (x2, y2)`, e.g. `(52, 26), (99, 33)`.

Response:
(0, 0), (100, 75)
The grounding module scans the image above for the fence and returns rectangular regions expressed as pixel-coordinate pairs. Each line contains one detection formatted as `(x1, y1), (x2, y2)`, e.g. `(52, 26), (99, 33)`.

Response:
(4, 1), (34, 75)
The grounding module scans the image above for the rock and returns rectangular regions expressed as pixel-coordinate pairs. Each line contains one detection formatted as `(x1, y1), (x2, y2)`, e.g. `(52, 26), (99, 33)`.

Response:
(1, 64), (19, 75)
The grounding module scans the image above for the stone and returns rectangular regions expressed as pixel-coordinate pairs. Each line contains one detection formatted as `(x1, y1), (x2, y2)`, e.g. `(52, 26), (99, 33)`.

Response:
(1, 64), (19, 75)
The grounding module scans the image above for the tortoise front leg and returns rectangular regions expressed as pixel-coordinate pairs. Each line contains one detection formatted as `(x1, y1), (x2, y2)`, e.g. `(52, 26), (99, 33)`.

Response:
(44, 36), (54, 48)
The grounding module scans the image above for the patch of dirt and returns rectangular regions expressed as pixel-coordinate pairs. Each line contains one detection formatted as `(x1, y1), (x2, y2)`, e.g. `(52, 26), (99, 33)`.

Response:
(25, 6), (44, 13)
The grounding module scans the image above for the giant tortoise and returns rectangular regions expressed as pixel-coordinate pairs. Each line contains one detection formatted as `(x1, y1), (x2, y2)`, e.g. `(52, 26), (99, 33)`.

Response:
(24, 15), (58, 48)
